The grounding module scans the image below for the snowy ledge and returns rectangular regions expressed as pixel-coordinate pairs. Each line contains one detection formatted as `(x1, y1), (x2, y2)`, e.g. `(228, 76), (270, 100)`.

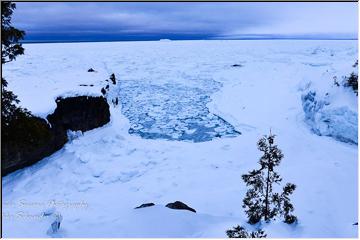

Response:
(2, 95), (111, 176)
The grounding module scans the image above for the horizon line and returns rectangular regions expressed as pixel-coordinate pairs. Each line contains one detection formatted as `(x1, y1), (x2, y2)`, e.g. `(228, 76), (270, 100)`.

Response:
(21, 38), (358, 44)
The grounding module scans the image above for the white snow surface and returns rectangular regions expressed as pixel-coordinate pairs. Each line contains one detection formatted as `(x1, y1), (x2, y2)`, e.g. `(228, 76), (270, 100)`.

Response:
(300, 56), (358, 144)
(2, 40), (358, 237)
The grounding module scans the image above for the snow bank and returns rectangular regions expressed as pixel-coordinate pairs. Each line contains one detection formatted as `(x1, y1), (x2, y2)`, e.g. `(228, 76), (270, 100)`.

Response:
(2, 42), (108, 118)
(300, 58), (358, 144)
(302, 91), (357, 144)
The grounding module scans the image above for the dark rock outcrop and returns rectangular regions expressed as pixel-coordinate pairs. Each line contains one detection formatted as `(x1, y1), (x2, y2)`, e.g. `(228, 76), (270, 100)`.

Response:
(165, 201), (196, 213)
(101, 88), (106, 96)
(134, 203), (155, 209)
(2, 115), (67, 176)
(2, 96), (110, 176)
(47, 96), (110, 132)
(110, 73), (116, 85)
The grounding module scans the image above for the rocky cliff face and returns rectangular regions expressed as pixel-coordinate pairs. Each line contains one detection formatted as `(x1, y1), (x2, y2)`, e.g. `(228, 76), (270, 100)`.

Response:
(2, 96), (110, 176)
(47, 96), (110, 132)
(2, 115), (67, 176)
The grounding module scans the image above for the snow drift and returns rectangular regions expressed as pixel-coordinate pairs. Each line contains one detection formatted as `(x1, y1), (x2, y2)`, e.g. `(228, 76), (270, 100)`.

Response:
(302, 91), (357, 144)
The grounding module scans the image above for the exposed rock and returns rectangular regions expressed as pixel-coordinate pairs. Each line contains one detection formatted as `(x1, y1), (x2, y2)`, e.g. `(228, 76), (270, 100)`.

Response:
(165, 201), (196, 213)
(134, 203), (155, 209)
(47, 96), (110, 132)
(231, 64), (242, 67)
(2, 96), (111, 176)
(2, 114), (67, 176)
(110, 73), (116, 85)
(111, 97), (119, 107)
(87, 68), (95, 72)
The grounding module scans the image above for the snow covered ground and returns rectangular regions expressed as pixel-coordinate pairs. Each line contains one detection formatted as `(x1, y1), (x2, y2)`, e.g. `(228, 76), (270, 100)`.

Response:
(2, 40), (358, 237)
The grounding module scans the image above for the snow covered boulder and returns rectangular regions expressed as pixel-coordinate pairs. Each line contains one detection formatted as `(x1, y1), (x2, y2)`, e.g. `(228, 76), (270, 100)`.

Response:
(301, 91), (358, 144)
(166, 201), (196, 213)
(47, 96), (110, 132)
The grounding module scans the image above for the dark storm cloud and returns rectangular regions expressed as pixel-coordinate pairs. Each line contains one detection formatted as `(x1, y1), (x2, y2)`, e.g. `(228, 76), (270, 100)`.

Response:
(12, 2), (358, 41)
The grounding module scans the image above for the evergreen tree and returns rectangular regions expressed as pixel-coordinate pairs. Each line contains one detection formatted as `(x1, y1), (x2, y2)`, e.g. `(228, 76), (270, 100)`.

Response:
(226, 225), (266, 238)
(1, 2), (29, 129)
(343, 60), (358, 96)
(242, 131), (297, 224)
(344, 72), (358, 96)
(280, 183), (297, 224)
(2, 2), (25, 63)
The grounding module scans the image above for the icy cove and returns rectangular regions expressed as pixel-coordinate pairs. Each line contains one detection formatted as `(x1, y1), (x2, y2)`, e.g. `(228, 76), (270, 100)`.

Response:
(119, 81), (241, 142)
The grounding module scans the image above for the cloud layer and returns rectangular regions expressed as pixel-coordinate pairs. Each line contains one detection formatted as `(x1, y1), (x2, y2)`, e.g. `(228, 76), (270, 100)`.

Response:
(12, 2), (358, 41)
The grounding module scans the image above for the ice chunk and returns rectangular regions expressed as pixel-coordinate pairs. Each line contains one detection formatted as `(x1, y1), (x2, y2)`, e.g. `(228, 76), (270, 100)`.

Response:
(302, 91), (358, 144)
(45, 210), (63, 235)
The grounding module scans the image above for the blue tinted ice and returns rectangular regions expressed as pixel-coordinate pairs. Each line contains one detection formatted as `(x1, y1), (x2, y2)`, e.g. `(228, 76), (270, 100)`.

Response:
(118, 81), (240, 142)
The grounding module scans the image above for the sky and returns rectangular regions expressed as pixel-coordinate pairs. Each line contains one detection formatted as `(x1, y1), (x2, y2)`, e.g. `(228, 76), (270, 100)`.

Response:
(12, 2), (358, 42)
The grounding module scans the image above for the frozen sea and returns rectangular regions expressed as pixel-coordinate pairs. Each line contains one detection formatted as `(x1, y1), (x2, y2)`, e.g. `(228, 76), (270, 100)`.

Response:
(2, 40), (358, 237)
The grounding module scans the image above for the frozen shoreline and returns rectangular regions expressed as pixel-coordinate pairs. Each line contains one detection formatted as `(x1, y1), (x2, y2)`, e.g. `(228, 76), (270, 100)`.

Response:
(2, 40), (358, 237)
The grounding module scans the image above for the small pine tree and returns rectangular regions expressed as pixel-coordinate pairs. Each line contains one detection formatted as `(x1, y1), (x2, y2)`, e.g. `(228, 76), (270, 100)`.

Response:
(344, 72), (358, 96)
(249, 229), (267, 238)
(353, 60), (358, 68)
(343, 60), (358, 95)
(226, 225), (266, 238)
(242, 131), (297, 224)
(280, 183), (297, 224)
